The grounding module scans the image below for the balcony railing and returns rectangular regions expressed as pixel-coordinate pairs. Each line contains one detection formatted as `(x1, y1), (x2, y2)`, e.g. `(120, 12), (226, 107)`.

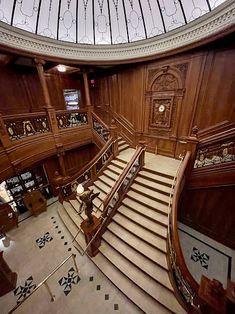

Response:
(3, 112), (50, 141)
(92, 112), (110, 142)
(56, 109), (88, 129)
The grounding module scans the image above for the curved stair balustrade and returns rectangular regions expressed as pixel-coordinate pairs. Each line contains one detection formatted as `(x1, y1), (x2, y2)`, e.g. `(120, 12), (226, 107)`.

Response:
(58, 138), (117, 200)
(100, 143), (146, 232)
(91, 111), (111, 142)
(167, 151), (200, 312)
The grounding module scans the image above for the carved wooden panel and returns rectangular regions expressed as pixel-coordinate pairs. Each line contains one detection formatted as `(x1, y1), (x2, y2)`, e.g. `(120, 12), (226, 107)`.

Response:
(149, 97), (174, 129)
(152, 74), (179, 92)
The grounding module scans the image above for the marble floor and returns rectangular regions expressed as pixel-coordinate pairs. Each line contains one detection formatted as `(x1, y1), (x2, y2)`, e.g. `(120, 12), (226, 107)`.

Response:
(178, 222), (235, 288)
(0, 201), (142, 314)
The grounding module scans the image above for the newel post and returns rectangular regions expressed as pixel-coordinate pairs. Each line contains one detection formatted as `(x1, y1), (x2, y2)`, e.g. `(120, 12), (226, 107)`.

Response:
(0, 114), (11, 147)
(109, 119), (119, 157)
(138, 140), (146, 170)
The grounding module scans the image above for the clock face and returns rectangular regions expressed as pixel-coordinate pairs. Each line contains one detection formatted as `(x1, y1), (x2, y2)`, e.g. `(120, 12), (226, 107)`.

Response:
(158, 104), (165, 113)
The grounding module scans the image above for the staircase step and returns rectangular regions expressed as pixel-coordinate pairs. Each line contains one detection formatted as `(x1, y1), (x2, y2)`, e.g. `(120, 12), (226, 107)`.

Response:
(107, 222), (168, 270)
(131, 183), (169, 205)
(118, 148), (136, 163)
(113, 213), (167, 253)
(140, 169), (173, 186)
(119, 143), (130, 152)
(118, 205), (167, 239)
(111, 159), (126, 169)
(57, 204), (86, 249)
(103, 169), (119, 181)
(107, 164), (122, 175)
(99, 174), (115, 187)
(122, 197), (168, 226)
(134, 176), (171, 195)
(94, 180), (111, 194)
(88, 185), (106, 200)
(93, 253), (169, 314)
(127, 189), (169, 215)
(103, 230), (172, 291)
(99, 241), (185, 314)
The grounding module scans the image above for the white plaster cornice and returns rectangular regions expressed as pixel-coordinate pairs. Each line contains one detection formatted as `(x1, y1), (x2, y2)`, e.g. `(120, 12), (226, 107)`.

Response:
(0, 0), (234, 63)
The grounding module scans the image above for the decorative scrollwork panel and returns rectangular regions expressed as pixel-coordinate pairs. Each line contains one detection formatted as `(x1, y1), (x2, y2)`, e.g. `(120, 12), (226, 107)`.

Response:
(56, 111), (88, 129)
(4, 115), (50, 141)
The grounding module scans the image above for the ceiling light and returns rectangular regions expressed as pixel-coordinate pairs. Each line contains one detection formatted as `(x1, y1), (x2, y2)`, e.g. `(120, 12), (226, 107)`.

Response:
(57, 64), (66, 72)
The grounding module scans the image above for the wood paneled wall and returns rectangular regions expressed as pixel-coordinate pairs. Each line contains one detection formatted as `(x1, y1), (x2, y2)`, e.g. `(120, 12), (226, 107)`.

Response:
(0, 65), (85, 115)
(43, 143), (98, 195)
(93, 34), (235, 156)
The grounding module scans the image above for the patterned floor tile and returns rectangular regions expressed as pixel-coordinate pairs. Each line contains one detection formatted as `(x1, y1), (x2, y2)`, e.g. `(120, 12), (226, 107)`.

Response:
(36, 232), (53, 249)
(58, 267), (80, 296)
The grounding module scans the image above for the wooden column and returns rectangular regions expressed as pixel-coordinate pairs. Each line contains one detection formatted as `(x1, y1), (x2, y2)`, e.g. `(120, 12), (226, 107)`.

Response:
(83, 72), (91, 107)
(56, 144), (67, 177)
(0, 114), (11, 147)
(34, 59), (52, 109)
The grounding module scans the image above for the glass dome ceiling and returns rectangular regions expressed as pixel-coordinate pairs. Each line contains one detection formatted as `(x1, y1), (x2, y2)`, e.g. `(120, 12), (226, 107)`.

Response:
(0, 0), (227, 45)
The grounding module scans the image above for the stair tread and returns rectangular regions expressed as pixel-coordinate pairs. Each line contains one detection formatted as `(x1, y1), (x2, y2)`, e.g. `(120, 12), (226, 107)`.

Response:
(118, 205), (167, 238)
(131, 183), (169, 204)
(122, 197), (168, 225)
(103, 230), (172, 290)
(99, 241), (185, 314)
(113, 213), (167, 253)
(57, 204), (86, 249)
(134, 176), (171, 194)
(93, 253), (171, 314)
(107, 222), (168, 271)
(107, 164), (123, 174)
(103, 169), (119, 180)
(111, 159), (126, 169)
(99, 174), (116, 187)
(94, 180), (111, 194)
(127, 190), (168, 215)
(139, 170), (173, 186)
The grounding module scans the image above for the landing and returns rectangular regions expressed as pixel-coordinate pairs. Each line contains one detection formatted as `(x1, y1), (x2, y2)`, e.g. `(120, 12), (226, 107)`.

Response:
(145, 152), (181, 177)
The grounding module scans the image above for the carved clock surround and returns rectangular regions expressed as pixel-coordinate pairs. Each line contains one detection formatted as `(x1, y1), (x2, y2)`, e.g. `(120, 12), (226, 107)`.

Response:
(146, 64), (187, 139)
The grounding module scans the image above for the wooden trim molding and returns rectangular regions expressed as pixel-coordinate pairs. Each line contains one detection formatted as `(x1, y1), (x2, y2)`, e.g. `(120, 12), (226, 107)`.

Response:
(0, 1), (234, 64)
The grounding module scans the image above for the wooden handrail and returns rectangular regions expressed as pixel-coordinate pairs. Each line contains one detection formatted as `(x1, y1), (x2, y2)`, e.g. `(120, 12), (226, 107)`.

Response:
(2, 111), (47, 119)
(55, 108), (88, 114)
(102, 144), (145, 218)
(91, 111), (110, 131)
(170, 151), (199, 293)
(198, 127), (235, 145)
(60, 137), (114, 187)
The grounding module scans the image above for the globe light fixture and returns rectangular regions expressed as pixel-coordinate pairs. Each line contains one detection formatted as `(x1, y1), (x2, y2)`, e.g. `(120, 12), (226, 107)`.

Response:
(57, 64), (66, 72)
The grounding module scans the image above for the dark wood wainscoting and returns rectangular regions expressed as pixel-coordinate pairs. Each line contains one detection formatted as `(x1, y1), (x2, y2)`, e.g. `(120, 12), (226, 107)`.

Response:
(179, 163), (235, 250)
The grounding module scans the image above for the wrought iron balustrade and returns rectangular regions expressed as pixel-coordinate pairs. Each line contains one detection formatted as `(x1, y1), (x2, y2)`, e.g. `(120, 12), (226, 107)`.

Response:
(92, 114), (110, 142)
(3, 113), (50, 141)
(60, 139), (114, 198)
(56, 110), (88, 129)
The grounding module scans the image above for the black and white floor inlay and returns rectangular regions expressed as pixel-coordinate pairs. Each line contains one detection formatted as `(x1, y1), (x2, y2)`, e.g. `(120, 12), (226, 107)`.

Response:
(191, 247), (210, 269)
(14, 276), (36, 304)
(58, 267), (80, 296)
(36, 232), (53, 248)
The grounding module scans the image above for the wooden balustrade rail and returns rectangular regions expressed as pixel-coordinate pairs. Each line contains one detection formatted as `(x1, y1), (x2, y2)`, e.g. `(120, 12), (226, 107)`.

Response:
(168, 150), (200, 310)
(91, 111), (110, 131)
(101, 144), (145, 219)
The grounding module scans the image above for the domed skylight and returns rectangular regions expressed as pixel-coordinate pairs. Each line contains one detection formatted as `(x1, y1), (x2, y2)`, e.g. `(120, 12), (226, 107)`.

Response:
(0, 0), (227, 45)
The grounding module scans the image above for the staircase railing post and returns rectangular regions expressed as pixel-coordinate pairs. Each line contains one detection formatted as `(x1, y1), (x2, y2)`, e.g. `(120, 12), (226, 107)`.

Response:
(138, 140), (146, 170)
(44, 281), (55, 302)
(109, 119), (119, 157)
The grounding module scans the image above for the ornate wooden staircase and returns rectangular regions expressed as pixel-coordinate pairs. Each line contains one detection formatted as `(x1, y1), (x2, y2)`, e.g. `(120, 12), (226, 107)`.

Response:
(57, 139), (197, 314)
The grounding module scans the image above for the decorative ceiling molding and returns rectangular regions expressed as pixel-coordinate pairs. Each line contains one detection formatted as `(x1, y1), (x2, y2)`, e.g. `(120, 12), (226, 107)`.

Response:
(0, 0), (234, 63)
